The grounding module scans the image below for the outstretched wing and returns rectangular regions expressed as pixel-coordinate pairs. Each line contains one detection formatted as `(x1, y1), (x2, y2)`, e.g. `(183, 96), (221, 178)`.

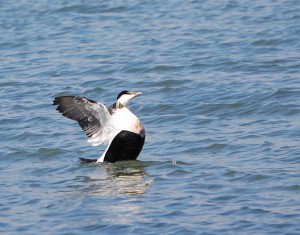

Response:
(53, 96), (119, 146)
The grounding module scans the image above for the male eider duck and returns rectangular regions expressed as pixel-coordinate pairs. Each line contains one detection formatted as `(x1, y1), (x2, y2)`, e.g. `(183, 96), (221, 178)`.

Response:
(53, 91), (145, 163)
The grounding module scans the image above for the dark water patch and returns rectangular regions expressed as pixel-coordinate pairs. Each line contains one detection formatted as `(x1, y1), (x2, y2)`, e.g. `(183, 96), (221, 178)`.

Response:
(54, 4), (126, 15)
(271, 87), (300, 100)
(32, 147), (68, 159)
(279, 184), (300, 193)
(147, 65), (185, 73)
(252, 39), (282, 46)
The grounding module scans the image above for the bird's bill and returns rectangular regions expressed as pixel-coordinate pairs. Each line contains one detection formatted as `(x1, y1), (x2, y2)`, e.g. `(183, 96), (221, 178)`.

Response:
(129, 91), (142, 97)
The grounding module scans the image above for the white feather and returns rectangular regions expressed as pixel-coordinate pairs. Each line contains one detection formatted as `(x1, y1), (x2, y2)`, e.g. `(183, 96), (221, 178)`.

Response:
(112, 107), (144, 136)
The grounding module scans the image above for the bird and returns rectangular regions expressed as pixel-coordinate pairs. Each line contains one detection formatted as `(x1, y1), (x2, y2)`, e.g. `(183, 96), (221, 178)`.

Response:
(52, 90), (145, 163)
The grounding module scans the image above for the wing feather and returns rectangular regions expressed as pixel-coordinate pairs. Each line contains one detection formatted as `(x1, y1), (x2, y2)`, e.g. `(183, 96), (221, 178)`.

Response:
(53, 96), (118, 146)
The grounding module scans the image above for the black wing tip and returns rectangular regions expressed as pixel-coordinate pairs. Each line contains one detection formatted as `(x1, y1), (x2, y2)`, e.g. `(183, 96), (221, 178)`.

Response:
(52, 96), (74, 116)
(79, 157), (98, 163)
(53, 96), (75, 104)
(52, 96), (67, 106)
(52, 97), (63, 112)
(52, 97), (59, 106)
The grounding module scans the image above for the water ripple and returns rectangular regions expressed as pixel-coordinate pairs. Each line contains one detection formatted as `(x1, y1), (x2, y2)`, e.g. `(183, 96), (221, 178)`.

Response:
(1, 0), (300, 234)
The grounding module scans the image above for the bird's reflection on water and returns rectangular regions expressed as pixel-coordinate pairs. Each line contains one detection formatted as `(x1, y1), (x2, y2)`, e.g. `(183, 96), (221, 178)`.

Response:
(81, 160), (153, 196)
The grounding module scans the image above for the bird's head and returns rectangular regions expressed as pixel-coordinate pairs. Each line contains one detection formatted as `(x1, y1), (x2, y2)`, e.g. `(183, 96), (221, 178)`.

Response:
(116, 90), (142, 108)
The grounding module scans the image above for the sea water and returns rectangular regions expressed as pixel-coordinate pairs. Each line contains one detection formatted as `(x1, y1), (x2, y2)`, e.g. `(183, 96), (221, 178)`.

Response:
(1, 1), (300, 234)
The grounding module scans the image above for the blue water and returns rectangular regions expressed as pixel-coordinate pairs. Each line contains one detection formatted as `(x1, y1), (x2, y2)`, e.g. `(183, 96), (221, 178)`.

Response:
(1, 0), (300, 234)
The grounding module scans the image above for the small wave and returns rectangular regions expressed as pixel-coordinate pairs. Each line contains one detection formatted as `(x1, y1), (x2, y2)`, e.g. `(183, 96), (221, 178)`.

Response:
(54, 4), (125, 15)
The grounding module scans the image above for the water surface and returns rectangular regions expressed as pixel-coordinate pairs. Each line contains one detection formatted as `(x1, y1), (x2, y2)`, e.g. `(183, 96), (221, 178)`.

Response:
(1, 0), (300, 234)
